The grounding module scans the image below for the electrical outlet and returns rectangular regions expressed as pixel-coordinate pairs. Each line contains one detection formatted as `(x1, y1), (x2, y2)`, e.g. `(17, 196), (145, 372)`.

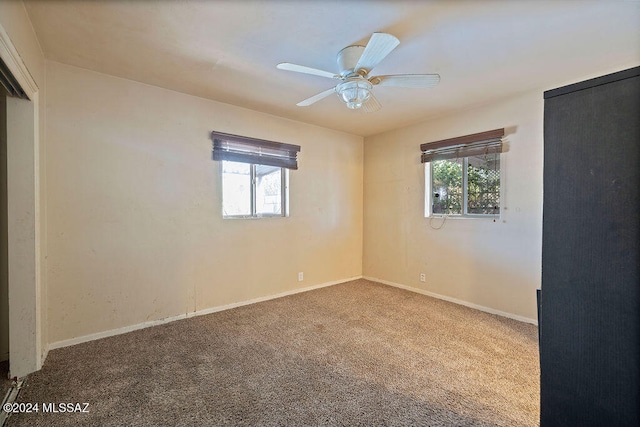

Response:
(420, 273), (426, 282)
(298, 272), (304, 282)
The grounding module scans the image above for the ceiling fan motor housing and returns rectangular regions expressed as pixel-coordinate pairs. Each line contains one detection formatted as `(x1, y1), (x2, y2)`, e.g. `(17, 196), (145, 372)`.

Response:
(337, 45), (366, 76)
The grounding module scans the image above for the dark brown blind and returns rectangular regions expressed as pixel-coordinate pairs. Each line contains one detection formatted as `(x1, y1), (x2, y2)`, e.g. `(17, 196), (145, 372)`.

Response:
(211, 131), (301, 170)
(420, 128), (504, 163)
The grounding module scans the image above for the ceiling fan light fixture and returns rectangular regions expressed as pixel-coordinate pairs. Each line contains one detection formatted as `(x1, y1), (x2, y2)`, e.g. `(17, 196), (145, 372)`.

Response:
(336, 80), (372, 110)
(277, 32), (440, 112)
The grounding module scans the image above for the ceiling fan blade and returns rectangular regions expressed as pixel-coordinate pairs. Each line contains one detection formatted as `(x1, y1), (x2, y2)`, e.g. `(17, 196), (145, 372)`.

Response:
(361, 93), (381, 113)
(370, 74), (441, 88)
(354, 33), (400, 74)
(277, 62), (339, 79)
(296, 87), (336, 107)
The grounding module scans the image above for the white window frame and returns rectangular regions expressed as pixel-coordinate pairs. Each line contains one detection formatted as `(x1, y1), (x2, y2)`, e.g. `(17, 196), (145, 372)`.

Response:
(425, 155), (502, 219)
(221, 161), (289, 219)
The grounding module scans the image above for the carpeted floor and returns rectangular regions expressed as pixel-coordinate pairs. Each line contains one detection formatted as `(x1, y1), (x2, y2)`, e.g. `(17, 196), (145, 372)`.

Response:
(5, 279), (540, 426)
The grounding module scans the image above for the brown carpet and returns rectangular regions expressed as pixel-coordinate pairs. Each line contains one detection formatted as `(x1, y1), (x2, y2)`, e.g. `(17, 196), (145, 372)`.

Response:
(6, 279), (539, 426)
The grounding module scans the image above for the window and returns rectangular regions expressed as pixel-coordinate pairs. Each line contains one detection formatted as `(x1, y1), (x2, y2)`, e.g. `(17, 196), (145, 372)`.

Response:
(221, 161), (287, 217)
(211, 131), (300, 219)
(421, 129), (503, 218)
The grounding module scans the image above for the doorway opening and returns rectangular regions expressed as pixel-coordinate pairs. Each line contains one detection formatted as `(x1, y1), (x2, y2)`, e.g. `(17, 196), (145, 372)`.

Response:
(0, 50), (37, 381)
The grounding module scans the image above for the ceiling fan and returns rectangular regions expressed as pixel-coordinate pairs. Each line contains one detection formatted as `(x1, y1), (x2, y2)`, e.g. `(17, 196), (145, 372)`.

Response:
(277, 32), (440, 112)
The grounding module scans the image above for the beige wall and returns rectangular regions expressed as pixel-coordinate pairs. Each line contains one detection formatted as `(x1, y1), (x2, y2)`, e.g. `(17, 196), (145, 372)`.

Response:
(363, 91), (544, 322)
(45, 61), (363, 344)
(0, 0), (47, 375)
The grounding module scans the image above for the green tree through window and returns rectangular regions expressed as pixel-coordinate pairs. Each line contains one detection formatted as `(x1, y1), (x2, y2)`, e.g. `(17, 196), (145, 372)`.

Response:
(430, 154), (500, 216)
(432, 159), (463, 214)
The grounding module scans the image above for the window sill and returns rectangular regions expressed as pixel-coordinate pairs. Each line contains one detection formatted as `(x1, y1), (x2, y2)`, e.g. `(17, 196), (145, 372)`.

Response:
(426, 214), (500, 220)
(223, 215), (287, 220)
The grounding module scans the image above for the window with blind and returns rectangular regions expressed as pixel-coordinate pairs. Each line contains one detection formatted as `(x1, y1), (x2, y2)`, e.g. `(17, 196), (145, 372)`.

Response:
(421, 129), (504, 218)
(211, 131), (300, 218)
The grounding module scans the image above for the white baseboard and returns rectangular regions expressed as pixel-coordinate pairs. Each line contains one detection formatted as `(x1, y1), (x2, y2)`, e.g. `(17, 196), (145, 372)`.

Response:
(363, 276), (538, 325)
(40, 346), (49, 368)
(47, 274), (535, 355)
(48, 276), (363, 351)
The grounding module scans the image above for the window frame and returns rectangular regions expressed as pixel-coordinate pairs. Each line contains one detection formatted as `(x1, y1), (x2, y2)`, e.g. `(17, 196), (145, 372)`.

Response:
(221, 160), (289, 219)
(425, 154), (502, 219)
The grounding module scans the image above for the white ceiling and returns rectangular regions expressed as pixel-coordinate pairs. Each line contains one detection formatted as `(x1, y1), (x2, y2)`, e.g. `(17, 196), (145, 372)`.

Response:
(24, 0), (640, 137)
